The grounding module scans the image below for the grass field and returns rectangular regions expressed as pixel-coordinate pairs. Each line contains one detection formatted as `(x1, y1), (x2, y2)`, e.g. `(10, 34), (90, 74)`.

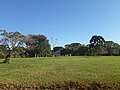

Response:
(0, 56), (120, 89)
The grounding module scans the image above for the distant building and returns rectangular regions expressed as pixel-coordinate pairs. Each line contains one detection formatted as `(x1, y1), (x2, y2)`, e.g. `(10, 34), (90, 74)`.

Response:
(53, 46), (63, 56)
(53, 50), (61, 56)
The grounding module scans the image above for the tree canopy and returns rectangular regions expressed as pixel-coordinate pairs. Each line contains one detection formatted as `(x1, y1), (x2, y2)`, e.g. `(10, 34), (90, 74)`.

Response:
(0, 30), (120, 61)
(57, 35), (120, 56)
(0, 30), (51, 63)
(0, 30), (26, 63)
(25, 34), (51, 57)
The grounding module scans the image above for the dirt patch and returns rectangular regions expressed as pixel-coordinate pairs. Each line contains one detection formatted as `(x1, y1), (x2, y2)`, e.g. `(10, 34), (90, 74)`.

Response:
(0, 81), (120, 90)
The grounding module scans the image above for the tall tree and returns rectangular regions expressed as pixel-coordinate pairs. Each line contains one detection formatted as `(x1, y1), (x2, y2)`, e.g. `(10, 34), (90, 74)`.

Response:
(25, 34), (51, 57)
(89, 35), (105, 55)
(0, 30), (25, 63)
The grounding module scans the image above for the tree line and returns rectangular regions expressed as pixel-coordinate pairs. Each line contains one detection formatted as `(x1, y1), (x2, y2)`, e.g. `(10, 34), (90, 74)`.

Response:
(0, 30), (120, 63)
(0, 30), (51, 63)
(54, 35), (120, 56)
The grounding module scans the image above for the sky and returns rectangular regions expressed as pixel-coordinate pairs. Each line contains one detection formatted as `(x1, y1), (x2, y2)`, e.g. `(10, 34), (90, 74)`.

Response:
(0, 0), (120, 47)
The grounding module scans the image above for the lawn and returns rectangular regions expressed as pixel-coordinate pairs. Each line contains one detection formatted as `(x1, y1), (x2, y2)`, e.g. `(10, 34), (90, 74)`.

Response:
(0, 56), (120, 89)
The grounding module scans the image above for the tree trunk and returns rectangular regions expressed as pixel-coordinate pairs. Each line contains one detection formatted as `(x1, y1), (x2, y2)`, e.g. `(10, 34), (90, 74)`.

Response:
(3, 50), (11, 63)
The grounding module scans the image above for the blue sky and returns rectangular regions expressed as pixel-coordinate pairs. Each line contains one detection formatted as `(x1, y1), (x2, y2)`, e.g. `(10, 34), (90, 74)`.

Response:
(0, 0), (120, 47)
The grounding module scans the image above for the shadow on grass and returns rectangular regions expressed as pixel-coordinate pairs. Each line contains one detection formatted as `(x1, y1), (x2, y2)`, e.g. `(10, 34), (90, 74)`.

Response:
(0, 60), (9, 64)
(0, 61), (4, 64)
(0, 60), (3, 64)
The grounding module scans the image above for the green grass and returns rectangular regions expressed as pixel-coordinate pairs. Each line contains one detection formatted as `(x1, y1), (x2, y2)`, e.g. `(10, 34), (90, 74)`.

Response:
(0, 56), (120, 88)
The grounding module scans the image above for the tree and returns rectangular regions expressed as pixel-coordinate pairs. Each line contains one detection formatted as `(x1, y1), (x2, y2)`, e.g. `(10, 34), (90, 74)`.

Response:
(105, 41), (120, 56)
(89, 35), (106, 55)
(25, 34), (51, 57)
(60, 48), (66, 56)
(11, 46), (26, 58)
(0, 30), (25, 63)
(64, 43), (82, 56)
(76, 44), (88, 56)
(0, 45), (7, 58)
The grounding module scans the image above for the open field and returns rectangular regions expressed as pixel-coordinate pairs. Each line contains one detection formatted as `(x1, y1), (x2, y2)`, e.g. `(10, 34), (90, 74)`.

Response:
(0, 56), (120, 90)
